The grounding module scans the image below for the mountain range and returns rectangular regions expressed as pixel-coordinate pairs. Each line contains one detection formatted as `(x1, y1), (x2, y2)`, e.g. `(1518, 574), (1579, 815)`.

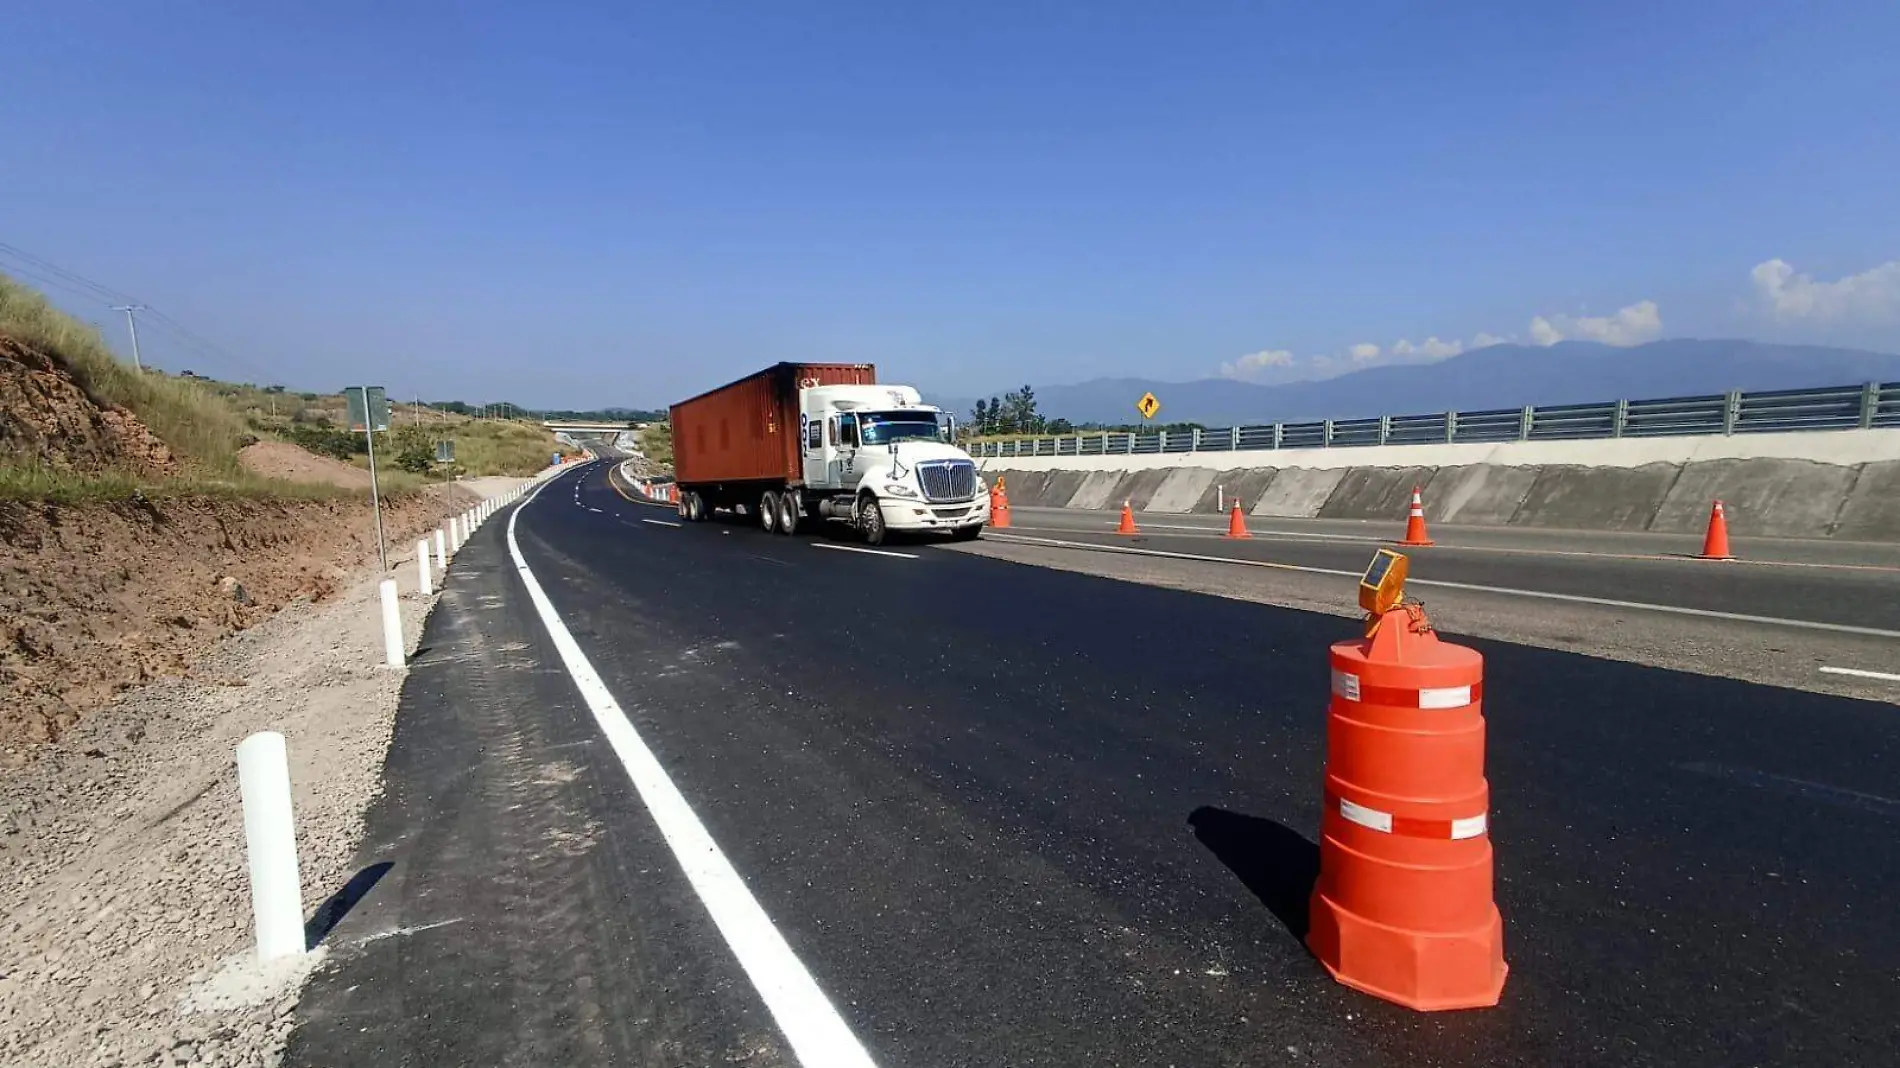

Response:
(933, 339), (1900, 427)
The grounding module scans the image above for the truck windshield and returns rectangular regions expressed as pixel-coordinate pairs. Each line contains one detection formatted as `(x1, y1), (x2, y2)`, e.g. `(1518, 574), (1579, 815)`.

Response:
(858, 412), (945, 444)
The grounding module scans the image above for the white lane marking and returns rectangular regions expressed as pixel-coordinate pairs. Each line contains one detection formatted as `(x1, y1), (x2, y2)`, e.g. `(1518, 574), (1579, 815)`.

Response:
(508, 469), (879, 1068)
(642, 518), (683, 528)
(1818, 666), (1900, 682)
(812, 543), (920, 560)
(587, 507), (604, 514)
(981, 532), (1900, 640)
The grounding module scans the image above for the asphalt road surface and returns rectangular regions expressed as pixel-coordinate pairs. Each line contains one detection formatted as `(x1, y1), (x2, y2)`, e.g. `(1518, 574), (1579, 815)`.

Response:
(289, 461), (1900, 1067)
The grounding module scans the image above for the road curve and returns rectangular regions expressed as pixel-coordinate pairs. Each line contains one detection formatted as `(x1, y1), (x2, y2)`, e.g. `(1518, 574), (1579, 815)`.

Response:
(289, 461), (1900, 1068)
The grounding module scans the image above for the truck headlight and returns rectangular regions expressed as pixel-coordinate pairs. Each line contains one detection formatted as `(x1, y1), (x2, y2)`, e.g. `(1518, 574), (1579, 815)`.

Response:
(884, 483), (919, 498)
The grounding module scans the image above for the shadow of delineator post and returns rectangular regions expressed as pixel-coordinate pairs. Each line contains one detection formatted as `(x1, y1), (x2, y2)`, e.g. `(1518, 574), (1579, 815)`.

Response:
(1188, 807), (1320, 942)
(304, 862), (394, 950)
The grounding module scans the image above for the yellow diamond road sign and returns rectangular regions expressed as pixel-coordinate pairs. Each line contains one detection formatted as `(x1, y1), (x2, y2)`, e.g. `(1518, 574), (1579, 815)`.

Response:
(1136, 391), (1161, 420)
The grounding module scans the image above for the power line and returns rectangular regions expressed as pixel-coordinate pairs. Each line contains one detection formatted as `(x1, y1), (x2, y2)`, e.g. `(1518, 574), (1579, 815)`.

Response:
(0, 241), (141, 305)
(0, 239), (275, 383)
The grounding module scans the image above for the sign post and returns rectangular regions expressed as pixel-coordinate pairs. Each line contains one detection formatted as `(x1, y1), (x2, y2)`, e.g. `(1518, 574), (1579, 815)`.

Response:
(345, 386), (393, 573)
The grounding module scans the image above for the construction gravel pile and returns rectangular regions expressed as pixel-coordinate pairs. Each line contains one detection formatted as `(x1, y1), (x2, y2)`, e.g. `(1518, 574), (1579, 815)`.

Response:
(0, 549), (441, 1068)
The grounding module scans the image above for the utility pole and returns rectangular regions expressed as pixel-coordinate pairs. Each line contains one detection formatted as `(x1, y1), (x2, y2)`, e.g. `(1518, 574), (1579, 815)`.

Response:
(111, 305), (147, 370)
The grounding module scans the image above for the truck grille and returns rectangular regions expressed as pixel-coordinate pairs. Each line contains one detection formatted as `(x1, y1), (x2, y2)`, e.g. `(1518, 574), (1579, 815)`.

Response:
(916, 460), (978, 502)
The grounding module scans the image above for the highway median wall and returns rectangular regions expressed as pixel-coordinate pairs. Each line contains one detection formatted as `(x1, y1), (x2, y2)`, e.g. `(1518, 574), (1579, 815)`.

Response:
(976, 427), (1900, 541)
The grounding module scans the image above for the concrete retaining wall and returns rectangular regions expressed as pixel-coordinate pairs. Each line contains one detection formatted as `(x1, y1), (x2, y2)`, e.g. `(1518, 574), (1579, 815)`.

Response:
(979, 438), (1900, 540)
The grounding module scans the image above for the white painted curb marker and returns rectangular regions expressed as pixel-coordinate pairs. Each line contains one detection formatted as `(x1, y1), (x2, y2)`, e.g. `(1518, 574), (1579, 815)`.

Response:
(379, 578), (404, 668)
(236, 731), (305, 962)
(434, 528), (448, 572)
(416, 540), (433, 597)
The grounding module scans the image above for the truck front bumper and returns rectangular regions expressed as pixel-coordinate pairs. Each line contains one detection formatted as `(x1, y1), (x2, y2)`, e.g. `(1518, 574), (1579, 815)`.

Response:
(880, 496), (990, 532)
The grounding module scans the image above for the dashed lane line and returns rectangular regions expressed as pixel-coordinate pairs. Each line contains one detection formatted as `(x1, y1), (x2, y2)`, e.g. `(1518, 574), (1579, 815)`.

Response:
(508, 467), (880, 1068)
(1818, 666), (1900, 683)
(642, 518), (682, 528)
(980, 531), (1900, 640)
(812, 543), (920, 560)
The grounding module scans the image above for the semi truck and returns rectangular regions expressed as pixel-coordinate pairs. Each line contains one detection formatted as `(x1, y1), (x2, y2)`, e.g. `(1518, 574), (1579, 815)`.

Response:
(669, 362), (989, 545)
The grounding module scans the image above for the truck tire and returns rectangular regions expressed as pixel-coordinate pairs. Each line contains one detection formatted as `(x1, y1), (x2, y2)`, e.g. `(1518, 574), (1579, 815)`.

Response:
(760, 491), (781, 534)
(857, 494), (887, 546)
(685, 492), (707, 522)
(776, 491), (801, 535)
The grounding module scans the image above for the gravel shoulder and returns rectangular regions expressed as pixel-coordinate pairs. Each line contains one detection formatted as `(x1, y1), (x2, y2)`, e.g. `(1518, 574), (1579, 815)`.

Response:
(0, 539), (443, 1068)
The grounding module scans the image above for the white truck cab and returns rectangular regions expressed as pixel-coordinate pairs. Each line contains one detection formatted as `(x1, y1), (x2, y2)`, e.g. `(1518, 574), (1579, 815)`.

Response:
(796, 384), (989, 543)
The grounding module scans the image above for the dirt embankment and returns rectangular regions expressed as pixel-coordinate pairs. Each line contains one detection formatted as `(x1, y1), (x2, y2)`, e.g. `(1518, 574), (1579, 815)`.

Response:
(0, 336), (176, 475)
(0, 487), (477, 757)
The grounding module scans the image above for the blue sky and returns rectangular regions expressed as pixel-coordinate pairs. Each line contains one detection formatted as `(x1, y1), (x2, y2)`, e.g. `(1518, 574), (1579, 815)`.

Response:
(3, 1), (1896, 408)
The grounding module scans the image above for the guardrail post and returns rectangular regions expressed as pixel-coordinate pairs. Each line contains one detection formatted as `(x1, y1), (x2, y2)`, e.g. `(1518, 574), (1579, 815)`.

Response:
(1518, 406), (1534, 441)
(1322, 419), (1334, 447)
(1231, 426), (1241, 450)
(1158, 430), (1169, 451)
(1272, 422), (1284, 449)
(1445, 410), (1458, 444)
(1613, 398), (1629, 437)
(1127, 432), (1136, 454)
(1723, 390), (1741, 435)
(1191, 428), (1202, 451)
(1076, 434), (1086, 454)
(1378, 414), (1392, 445)
(1860, 382), (1879, 429)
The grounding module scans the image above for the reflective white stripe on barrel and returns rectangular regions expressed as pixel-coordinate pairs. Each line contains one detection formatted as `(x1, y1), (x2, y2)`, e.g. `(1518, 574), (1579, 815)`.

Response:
(1338, 797), (1392, 833)
(1419, 685), (1473, 709)
(1331, 670), (1473, 709)
(1330, 669), (1361, 702)
(1331, 794), (1489, 839)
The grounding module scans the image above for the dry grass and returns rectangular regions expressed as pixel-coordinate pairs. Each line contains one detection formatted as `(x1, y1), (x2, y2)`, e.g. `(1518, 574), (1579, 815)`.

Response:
(0, 274), (251, 479)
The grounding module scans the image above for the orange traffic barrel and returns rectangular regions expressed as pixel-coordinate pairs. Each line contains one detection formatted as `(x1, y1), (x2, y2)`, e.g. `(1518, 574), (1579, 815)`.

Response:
(1307, 604), (1506, 1010)
(989, 482), (1012, 529)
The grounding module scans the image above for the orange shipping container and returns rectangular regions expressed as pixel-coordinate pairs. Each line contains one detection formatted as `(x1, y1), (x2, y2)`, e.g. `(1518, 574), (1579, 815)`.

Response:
(671, 363), (877, 487)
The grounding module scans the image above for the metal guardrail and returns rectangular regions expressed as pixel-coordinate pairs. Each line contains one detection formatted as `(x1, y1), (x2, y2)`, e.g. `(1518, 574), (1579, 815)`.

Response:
(971, 382), (1900, 459)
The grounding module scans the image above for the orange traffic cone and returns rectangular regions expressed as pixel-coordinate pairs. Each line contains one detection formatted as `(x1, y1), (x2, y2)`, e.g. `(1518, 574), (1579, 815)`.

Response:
(1116, 501), (1140, 536)
(1225, 501), (1252, 539)
(1399, 486), (1434, 546)
(988, 482), (1012, 529)
(1308, 601), (1507, 1011)
(1699, 500), (1734, 561)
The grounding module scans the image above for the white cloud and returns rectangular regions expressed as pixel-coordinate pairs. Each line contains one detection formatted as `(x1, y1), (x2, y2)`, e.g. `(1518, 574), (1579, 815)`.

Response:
(1219, 348), (1295, 380)
(1527, 299), (1661, 346)
(1751, 258), (1900, 322)
(1348, 342), (1381, 363)
(1470, 332), (1508, 349)
(1392, 336), (1463, 359)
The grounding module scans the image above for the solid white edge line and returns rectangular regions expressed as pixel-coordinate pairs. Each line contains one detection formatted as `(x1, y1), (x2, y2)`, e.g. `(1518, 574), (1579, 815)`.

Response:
(981, 532), (1900, 640)
(507, 465), (879, 1068)
(1818, 665), (1900, 682)
(642, 518), (683, 528)
(812, 543), (920, 560)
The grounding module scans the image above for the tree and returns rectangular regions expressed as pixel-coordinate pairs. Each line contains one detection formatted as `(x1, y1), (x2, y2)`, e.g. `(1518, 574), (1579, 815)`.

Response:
(972, 398), (989, 434)
(1048, 417), (1074, 435)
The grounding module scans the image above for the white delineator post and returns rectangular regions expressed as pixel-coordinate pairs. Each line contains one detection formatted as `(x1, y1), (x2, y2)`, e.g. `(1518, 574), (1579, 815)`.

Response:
(448, 517), (460, 553)
(416, 540), (433, 597)
(434, 528), (447, 571)
(236, 732), (305, 962)
(379, 578), (404, 668)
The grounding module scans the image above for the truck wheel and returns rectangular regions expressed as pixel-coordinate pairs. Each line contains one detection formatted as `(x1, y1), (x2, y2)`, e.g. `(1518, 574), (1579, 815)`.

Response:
(685, 492), (706, 522)
(760, 491), (781, 534)
(857, 494), (887, 546)
(951, 524), (982, 542)
(776, 491), (801, 535)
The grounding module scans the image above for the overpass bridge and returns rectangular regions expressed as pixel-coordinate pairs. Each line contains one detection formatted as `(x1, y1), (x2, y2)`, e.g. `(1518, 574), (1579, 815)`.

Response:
(541, 419), (637, 434)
